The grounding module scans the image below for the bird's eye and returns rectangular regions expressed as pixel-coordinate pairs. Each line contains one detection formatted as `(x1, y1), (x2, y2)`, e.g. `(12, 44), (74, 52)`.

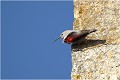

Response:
(62, 34), (63, 35)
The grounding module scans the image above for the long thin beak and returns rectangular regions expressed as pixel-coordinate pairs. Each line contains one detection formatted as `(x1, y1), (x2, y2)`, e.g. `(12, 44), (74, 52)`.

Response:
(53, 37), (61, 43)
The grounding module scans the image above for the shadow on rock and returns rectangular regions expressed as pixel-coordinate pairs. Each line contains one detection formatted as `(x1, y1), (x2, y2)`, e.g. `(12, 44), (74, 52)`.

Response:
(71, 39), (106, 52)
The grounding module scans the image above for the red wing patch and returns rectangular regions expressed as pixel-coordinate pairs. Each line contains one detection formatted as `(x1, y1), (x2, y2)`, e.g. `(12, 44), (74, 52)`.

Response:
(65, 36), (74, 43)
(64, 35), (81, 43)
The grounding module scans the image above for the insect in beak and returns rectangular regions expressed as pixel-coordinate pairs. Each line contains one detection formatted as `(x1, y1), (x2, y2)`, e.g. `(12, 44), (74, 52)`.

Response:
(53, 37), (61, 43)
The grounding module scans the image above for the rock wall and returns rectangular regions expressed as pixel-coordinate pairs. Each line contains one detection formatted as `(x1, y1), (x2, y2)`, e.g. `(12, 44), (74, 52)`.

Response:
(71, 0), (120, 80)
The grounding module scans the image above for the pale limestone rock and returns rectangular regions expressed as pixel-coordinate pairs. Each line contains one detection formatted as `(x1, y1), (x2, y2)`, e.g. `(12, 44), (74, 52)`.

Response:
(72, 44), (120, 80)
(72, 0), (120, 80)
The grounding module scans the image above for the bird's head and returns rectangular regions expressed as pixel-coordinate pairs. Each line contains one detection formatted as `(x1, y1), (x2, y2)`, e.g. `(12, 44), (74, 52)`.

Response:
(53, 30), (73, 43)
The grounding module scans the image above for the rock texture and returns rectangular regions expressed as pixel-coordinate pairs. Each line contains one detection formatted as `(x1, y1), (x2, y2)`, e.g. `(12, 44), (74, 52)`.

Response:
(71, 0), (120, 80)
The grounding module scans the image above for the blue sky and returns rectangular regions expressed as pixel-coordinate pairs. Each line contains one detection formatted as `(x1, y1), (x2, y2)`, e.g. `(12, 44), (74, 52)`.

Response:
(1, 1), (74, 79)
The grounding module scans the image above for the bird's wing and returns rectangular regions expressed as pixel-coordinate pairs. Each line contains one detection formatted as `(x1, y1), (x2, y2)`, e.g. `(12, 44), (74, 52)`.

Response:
(64, 32), (81, 43)
(67, 30), (90, 37)
(64, 29), (97, 43)
(76, 29), (97, 36)
(64, 30), (93, 42)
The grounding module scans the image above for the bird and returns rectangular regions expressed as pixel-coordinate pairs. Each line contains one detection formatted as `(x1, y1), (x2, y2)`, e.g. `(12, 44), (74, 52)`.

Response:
(53, 29), (97, 44)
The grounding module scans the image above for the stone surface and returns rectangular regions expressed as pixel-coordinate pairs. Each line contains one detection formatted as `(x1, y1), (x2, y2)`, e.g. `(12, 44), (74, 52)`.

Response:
(72, 0), (120, 80)
(71, 44), (120, 80)
(73, 0), (120, 44)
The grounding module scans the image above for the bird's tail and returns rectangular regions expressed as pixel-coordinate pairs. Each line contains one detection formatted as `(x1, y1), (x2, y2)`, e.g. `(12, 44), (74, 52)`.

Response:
(89, 29), (97, 33)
